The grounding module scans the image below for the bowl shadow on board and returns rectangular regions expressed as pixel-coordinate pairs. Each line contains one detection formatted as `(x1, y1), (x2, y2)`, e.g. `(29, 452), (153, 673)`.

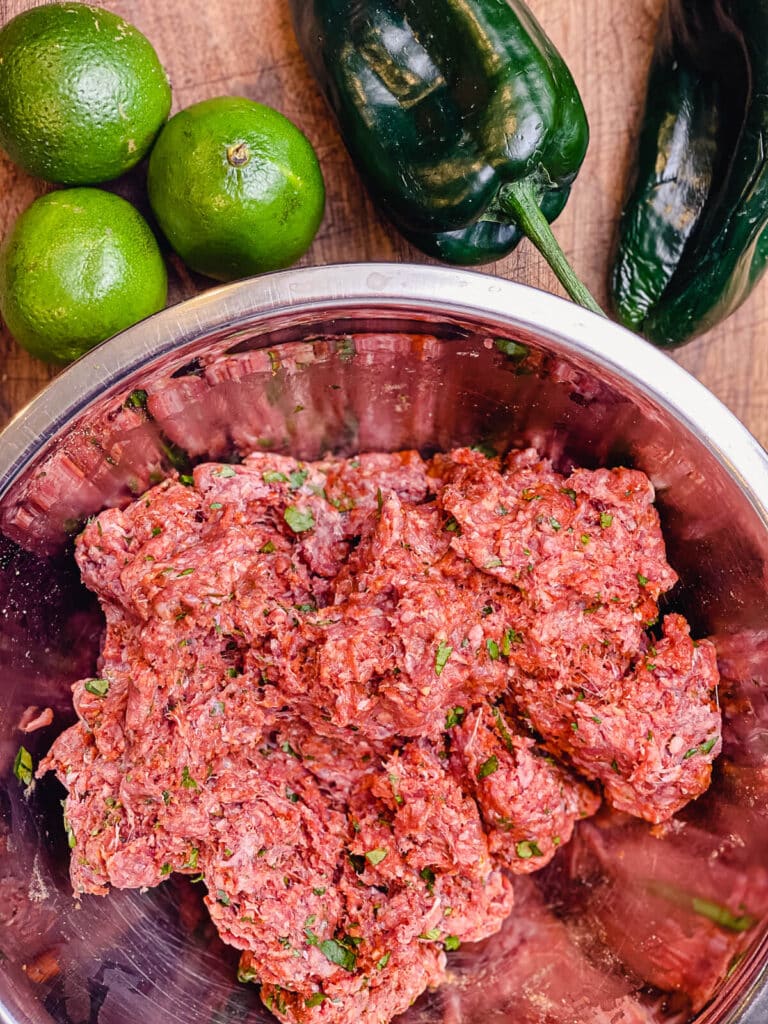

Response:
(1, 306), (767, 1024)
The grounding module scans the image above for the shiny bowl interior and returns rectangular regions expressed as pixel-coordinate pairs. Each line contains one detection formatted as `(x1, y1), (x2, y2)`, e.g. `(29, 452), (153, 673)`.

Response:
(1, 264), (767, 1024)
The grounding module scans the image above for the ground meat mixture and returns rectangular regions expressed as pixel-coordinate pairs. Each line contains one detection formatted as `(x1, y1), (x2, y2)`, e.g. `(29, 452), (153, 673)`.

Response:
(39, 447), (722, 1024)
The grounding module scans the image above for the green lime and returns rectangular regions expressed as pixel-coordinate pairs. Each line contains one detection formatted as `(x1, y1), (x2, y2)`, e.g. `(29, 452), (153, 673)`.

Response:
(147, 96), (325, 281)
(0, 188), (167, 364)
(0, 2), (171, 185)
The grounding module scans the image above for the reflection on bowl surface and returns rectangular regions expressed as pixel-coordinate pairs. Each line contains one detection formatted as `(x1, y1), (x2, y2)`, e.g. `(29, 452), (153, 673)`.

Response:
(1, 264), (768, 1024)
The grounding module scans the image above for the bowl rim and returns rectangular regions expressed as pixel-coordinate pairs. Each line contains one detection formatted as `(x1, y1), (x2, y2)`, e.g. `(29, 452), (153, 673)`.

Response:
(0, 262), (766, 518)
(1, 261), (768, 1023)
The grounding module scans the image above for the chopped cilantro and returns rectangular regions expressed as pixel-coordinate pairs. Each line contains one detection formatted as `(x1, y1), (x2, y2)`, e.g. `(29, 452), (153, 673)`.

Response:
(549, 517), (562, 531)
(477, 755), (498, 780)
(126, 388), (148, 410)
(444, 935), (461, 951)
(263, 470), (288, 483)
(85, 677), (109, 697)
(318, 938), (357, 972)
(13, 746), (33, 786)
(176, 567), (195, 577)
(281, 742), (302, 760)
(486, 638), (500, 660)
(700, 736), (718, 755)
(313, 886), (327, 896)
(611, 759), (620, 773)
(216, 890), (231, 906)
(181, 765), (199, 790)
(215, 466), (237, 479)
(365, 848), (388, 866)
(285, 786), (300, 803)
(151, 526), (163, 536)
(162, 789), (171, 805)
(445, 706), (465, 729)
(494, 338), (528, 360)
(435, 641), (453, 677)
(305, 993), (327, 1008)
(444, 516), (460, 533)
(691, 897), (755, 932)
(484, 557), (503, 569)
(516, 840), (543, 859)
(599, 512), (614, 529)
(160, 863), (172, 876)
(376, 951), (391, 970)
(260, 541), (276, 553)
(179, 473), (194, 486)
(284, 506), (315, 533)
(637, 572), (649, 587)
(560, 488), (577, 501)
(289, 469), (309, 490)
(420, 866), (436, 893)
(491, 705), (514, 752)
(501, 627), (521, 655)
(238, 964), (258, 984)
(209, 502), (223, 511)
(420, 929), (441, 941)
(581, 533), (590, 545)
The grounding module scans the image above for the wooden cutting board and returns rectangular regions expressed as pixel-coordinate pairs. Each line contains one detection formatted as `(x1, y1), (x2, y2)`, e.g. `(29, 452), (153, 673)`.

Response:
(1, 0), (766, 446)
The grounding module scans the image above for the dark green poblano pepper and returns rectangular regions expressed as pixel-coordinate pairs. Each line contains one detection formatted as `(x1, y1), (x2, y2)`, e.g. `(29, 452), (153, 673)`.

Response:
(290, 0), (602, 314)
(613, 0), (768, 347)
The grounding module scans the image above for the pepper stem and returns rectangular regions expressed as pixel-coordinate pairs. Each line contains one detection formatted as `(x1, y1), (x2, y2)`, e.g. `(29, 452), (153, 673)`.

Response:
(500, 182), (604, 316)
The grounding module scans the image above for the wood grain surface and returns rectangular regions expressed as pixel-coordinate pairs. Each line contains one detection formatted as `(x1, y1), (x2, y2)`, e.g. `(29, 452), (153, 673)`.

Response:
(1, 0), (766, 445)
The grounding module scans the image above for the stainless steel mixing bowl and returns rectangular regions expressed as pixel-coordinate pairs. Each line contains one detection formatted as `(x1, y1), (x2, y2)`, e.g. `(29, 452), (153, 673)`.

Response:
(1, 264), (767, 1024)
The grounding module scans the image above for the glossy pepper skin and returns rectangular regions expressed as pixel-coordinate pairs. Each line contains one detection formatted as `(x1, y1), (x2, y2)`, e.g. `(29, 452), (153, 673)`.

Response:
(289, 0), (589, 268)
(612, 0), (768, 348)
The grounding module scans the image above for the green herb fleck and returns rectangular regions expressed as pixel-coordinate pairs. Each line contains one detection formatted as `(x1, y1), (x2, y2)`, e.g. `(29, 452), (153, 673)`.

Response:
(581, 533), (590, 545)
(179, 473), (194, 486)
(420, 866), (436, 893)
(160, 862), (172, 876)
(444, 935), (460, 951)
(151, 526), (163, 537)
(318, 938), (357, 972)
(599, 512), (613, 529)
(486, 638), (500, 660)
(281, 742), (302, 760)
(215, 466), (237, 479)
(313, 886), (327, 896)
(289, 469), (309, 490)
(13, 746), (33, 786)
(305, 993), (327, 1008)
(484, 557), (503, 569)
(501, 627), (521, 655)
(284, 506), (315, 533)
(637, 572), (648, 587)
(210, 502), (223, 511)
(263, 471), (288, 483)
(494, 338), (529, 360)
(435, 641), (453, 677)
(549, 517), (562, 532)
(238, 964), (258, 984)
(365, 848), (388, 866)
(260, 541), (276, 553)
(376, 951), (391, 970)
(478, 755), (499, 780)
(560, 488), (577, 501)
(420, 929), (441, 941)
(181, 766), (199, 790)
(516, 840), (543, 859)
(85, 677), (110, 697)
(285, 787), (300, 803)
(445, 706), (465, 729)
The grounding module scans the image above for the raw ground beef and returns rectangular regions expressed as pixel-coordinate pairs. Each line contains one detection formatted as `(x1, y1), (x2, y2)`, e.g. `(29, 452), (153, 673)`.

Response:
(39, 447), (721, 1024)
